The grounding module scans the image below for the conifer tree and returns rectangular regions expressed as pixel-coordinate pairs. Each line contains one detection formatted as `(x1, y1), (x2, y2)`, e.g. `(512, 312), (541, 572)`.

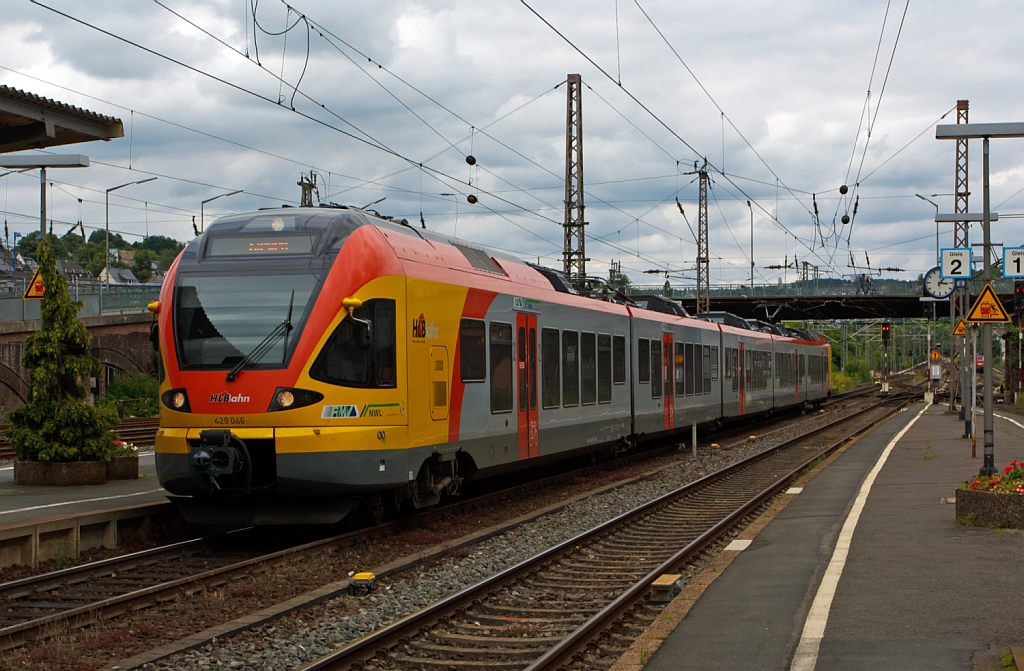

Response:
(6, 239), (117, 461)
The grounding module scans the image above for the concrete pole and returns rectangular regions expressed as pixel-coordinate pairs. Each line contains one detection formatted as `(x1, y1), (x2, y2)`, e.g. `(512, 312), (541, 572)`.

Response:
(981, 137), (995, 476)
(40, 167), (46, 236)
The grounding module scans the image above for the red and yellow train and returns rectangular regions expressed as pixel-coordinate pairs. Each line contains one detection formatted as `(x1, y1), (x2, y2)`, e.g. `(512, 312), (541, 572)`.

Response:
(153, 206), (831, 524)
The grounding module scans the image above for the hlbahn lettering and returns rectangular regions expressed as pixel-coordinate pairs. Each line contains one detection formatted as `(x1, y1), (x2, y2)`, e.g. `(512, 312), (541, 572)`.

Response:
(209, 392), (250, 403)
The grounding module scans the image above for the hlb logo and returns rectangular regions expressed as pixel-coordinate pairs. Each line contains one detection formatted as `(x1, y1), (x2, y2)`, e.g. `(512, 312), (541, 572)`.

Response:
(210, 392), (250, 403)
(411, 313), (439, 340)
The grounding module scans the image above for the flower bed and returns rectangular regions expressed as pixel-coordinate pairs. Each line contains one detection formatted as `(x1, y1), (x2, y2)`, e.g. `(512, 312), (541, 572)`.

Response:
(957, 461), (1024, 528)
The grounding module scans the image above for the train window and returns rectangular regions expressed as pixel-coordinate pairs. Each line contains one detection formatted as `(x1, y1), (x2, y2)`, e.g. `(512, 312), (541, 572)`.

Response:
(731, 348), (739, 392)
(613, 335), (626, 384)
(541, 328), (560, 409)
(675, 343), (685, 397)
(711, 346), (719, 381)
(800, 354), (805, 378)
(637, 338), (650, 383)
(694, 344), (703, 395)
(703, 345), (712, 394)
(598, 335), (612, 403)
(489, 322), (513, 413)
(745, 350), (752, 391)
(375, 301), (397, 387)
(581, 332), (597, 405)
(563, 331), (580, 407)
(685, 343), (695, 396)
(309, 299), (396, 388)
(529, 327), (537, 411)
(663, 340), (674, 398)
(651, 340), (662, 399)
(459, 319), (486, 382)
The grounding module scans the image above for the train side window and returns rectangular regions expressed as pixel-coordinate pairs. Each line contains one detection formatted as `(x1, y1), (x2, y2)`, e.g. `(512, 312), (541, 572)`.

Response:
(309, 299), (396, 388)
(613, 335), (626, 384)
(732, 348), (739, 392)
(663, 340), (674, 398)
(745, 350), (752, 391)
(684, 343), (695, 396)
(459, 318), (486, 383)
(651, 340), (662, 399)
(637, 338), (650, 383)
(563, 330), (580, 407)
(675, 343), (685, 397)
(489, 322), (513, 413)
(581, 332), (597, 405)
(598, 334), (612, 403)
(694, 344), (704, 395)
(703, 345), (712, 394)
(541, 328), (560, 409)
(711, 346), (719, 381)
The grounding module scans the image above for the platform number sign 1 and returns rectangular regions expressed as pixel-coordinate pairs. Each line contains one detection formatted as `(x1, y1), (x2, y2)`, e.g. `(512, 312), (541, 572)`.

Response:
(1004, 247), (1024, 279)
(941, 248), (970, 279)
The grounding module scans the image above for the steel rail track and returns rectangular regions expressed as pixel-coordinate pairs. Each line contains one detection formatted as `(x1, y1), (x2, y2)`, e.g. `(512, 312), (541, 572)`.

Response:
(0, 383), (896, 653)
(300, 389), (921, 671)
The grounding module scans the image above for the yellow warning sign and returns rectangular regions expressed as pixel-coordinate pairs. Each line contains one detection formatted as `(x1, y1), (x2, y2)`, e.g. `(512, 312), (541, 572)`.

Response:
(930, 349), (941, 362)
(965, 283), (1010, 323)
(22, 268), (45, 300)
(951, 318), (967, 337)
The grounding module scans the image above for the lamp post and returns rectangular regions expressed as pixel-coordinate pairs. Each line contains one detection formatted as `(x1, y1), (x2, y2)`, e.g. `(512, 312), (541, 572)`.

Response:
(200, 190), (243, 234)
(747, 200), (754, 292)
(937, 121), (1024, 476)
(106, 177), (156, 288)
(915, 194), (940, 266)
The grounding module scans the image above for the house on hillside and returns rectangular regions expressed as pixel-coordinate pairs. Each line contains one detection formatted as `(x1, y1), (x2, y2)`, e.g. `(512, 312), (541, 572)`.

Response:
(98, 267), (139, 284)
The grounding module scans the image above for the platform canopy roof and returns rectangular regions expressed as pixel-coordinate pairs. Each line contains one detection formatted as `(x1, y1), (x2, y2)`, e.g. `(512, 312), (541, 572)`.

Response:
(0, 86), (123, 154)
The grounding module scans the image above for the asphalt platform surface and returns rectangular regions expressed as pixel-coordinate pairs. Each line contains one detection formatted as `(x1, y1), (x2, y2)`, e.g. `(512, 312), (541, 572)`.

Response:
(0, 451), (165, 529)
(646, 402), (1024, 671)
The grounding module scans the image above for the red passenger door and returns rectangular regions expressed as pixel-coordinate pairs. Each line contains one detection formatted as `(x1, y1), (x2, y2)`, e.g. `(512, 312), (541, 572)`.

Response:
(663, 332), (675, 430)
(516, 313), (539, 460)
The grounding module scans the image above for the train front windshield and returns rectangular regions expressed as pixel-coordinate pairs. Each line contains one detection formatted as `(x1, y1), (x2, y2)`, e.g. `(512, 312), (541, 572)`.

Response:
(174, 272), (321, 370)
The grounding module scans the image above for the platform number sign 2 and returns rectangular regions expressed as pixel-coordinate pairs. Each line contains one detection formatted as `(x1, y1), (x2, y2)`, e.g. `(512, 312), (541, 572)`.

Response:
(1004, 247), (1024, 279)
(941, 248), (970, 279)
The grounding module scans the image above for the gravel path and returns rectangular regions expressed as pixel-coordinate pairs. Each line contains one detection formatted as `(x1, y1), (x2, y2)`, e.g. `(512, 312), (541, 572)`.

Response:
(139, 416), (839, 671)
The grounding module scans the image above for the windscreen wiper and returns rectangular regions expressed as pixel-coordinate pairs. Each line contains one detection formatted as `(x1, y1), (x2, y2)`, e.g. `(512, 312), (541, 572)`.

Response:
(226, 291), (295, 382)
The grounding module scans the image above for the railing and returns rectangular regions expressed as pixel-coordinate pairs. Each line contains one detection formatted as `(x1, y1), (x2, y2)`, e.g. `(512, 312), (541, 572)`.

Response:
(0, 282), (160, 322)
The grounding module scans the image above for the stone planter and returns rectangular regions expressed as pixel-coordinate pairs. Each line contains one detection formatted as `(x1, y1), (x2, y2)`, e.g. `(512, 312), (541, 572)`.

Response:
(956, 488), (1024, 528)
(14, 459), (106, 486)
(106, 455), (139, 481)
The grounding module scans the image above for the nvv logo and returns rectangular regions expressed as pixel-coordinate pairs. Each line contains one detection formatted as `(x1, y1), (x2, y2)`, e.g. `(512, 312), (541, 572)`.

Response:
(321, 405), (359, 418)
(210, 392), (250, 403)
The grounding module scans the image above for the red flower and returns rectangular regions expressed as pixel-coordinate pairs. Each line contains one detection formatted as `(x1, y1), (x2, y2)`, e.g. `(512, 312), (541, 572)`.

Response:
(1005, 466), (1013, 474)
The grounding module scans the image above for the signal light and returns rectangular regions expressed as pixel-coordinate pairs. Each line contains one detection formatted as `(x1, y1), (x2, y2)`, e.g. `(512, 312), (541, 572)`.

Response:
(881, 322), (891, 345)
(267, 387), (324, 412)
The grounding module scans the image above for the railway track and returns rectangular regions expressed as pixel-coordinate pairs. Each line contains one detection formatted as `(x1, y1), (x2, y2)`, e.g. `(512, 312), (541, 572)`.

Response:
(0, 417), (159, 461)
(301, 389), (921, 671)
(0, 382), (897, 657)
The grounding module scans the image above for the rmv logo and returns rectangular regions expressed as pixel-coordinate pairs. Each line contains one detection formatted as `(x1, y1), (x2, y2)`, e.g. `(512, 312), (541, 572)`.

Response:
(210, 392), (250, 403)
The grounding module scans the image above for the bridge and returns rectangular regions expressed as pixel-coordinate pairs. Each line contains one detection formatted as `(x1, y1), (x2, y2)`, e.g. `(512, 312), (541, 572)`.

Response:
(626, 278), (1016, 321)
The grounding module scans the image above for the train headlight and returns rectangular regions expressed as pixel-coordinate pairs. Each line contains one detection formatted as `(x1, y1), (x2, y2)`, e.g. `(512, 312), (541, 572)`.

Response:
(161, 388), (191, 412)
(268, 387), (323, 412)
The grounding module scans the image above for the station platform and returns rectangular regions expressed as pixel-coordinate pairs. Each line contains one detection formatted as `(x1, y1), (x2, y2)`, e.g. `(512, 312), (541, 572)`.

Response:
(0, 452), (169, 567)
(644, 402), (1024, 671)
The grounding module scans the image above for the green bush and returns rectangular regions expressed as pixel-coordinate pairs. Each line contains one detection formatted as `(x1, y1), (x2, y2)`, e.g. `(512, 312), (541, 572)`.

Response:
(843, 360), (872, 383)
(102, 372), (160, 418)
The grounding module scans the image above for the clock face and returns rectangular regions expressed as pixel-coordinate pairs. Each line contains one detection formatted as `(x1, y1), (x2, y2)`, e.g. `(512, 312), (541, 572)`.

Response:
(924, 267), (955, 299)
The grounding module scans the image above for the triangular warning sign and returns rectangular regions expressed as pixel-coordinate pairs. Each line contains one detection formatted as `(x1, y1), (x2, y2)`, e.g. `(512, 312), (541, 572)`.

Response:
(22, 268), (45, 300)
(965, 283), (1010, 323)
(951, 318), (967, 337)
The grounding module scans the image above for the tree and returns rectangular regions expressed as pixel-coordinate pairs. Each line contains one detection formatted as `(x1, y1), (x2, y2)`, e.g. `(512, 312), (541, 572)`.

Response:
(132, 248), (154, 283)
(5, 239), (118, 462)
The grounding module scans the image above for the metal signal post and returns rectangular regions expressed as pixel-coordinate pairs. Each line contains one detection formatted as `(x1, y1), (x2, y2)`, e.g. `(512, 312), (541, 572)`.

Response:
(953, 100), (970, 422)
(696, 164), (710, 314)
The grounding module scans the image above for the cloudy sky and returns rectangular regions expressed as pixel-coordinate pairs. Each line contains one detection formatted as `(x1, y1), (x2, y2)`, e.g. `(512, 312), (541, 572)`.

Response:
(1, 0), (1022, 288)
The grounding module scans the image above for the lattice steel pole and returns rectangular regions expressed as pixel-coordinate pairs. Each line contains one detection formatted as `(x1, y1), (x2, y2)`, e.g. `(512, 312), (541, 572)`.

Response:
(696, 165), (710, 314)
(563, 74), (587, 284)
(954, 100), (970, 423)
